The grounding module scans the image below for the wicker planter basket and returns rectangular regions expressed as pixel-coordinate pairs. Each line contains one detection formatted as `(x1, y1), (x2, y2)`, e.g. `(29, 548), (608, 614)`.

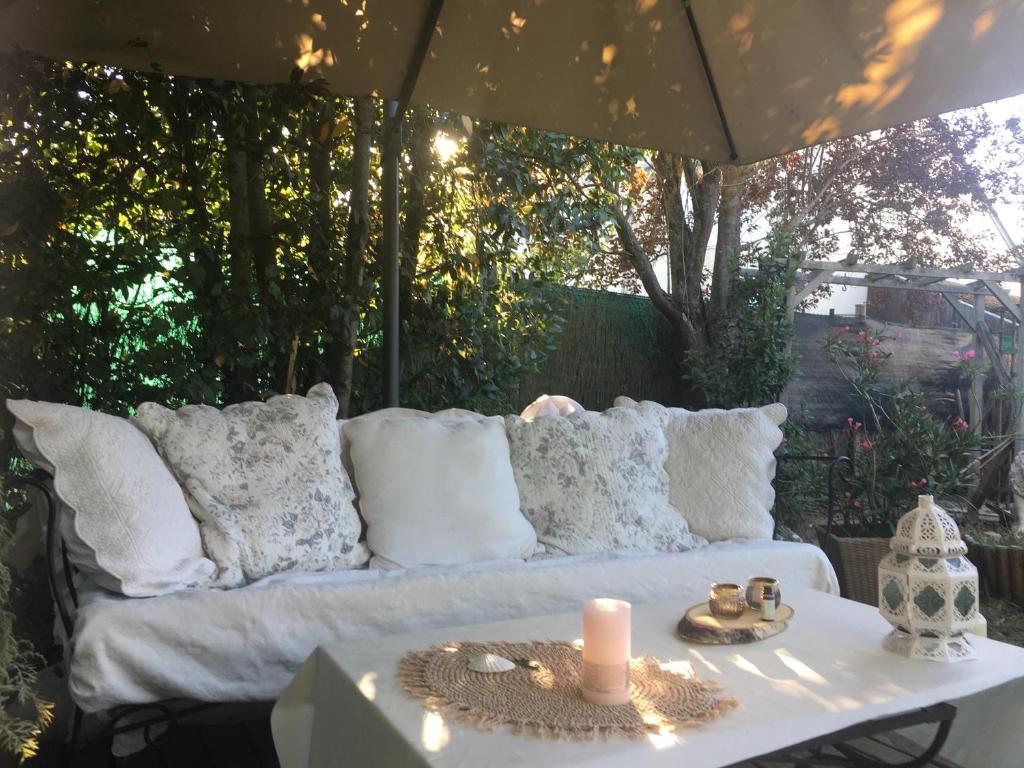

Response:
(966, 541), (1024, 602)
(816, 526), (892, 606)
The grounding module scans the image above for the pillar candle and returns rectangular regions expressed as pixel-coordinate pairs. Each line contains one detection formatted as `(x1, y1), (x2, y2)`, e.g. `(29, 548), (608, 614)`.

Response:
(581, 598), (631, 705)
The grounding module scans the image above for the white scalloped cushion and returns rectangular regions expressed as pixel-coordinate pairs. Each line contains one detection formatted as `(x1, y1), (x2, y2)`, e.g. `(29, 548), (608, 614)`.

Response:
(6, 399), (215, 596)
(615, 397), (786, 541)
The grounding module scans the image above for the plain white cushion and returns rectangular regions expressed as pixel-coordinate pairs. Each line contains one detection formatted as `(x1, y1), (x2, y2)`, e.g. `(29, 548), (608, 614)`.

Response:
(505, 405), (707, 555)
(133, 384), (368, 586)
(344, 414), (537, 568)
(615, 397), (786, 541)
(6, 399), (215, 596)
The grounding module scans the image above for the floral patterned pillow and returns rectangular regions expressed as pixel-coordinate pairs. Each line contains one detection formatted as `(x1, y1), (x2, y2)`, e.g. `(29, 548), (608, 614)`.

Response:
(134, 383), (368, 586)
(505, 406), (707, 555)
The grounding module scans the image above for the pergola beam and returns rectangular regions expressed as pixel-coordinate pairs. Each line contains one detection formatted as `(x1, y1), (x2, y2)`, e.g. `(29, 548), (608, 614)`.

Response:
(788, 270), (829, 310)
(981, 279), (1023, 324)
(941, 294), (1011, 387)
(797, 273), (983, 296)
(798, 259), (1024, 284)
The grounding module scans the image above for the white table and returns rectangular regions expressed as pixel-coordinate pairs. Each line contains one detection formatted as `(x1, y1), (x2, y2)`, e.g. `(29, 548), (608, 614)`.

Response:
(271, 587), (1024, 768)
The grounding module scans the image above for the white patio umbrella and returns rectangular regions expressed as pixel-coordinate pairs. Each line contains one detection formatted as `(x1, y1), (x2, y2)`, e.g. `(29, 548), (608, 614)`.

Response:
(4, 0), (1024, 403)
(3, 0), (1024, 163)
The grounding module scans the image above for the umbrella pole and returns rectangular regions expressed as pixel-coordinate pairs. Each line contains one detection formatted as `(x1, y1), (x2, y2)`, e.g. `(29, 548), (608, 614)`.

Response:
(382, 101), (402, 407)
(380, 0), (446, 407)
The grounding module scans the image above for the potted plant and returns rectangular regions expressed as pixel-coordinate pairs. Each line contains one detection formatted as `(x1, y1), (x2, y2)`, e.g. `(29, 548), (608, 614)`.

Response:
(964, 448), (1024, 600)
(820, 327), (981, 605)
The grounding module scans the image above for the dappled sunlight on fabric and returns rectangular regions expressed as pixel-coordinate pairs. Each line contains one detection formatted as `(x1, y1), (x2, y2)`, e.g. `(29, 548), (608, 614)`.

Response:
(294, 32), (335, 70)
(687, 648), (721, 674)
(632, 691), (682, 750)
(356, 671), (377, 701)
(865, 682), (914, 705)
(834, 0), (943, 115)
(421, 711), (450, 753)
(531, 663), (556, 690)
(730, 654), (850, 713)
(658, 659), (696, 679)
(774, 648), (826, 685)
(972, 9), (997, 40)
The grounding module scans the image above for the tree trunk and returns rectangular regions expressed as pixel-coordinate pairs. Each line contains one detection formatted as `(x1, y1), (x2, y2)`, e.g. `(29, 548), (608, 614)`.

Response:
(711, 165), (744, 335)
(331, 95), (375, 417)
(245, 87), (273, 307)
(224, 100), (256, 402)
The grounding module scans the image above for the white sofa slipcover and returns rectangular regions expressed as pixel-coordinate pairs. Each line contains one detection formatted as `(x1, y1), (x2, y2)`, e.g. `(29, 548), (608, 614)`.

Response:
(69, 539), (837, 712)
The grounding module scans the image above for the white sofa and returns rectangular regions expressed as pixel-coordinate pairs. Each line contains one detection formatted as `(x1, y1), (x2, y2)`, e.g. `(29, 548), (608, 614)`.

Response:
(8, 388), (839, 717)
(71, 540), (836, 712)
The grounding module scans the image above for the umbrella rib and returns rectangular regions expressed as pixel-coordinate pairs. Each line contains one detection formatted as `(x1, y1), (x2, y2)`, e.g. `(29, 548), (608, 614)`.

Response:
(682, 0), (738, 162)
(394, 0), (447, 119)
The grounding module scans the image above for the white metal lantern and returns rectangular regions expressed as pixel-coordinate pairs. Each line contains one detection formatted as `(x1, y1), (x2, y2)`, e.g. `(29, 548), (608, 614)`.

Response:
(878, 495), (979, 662)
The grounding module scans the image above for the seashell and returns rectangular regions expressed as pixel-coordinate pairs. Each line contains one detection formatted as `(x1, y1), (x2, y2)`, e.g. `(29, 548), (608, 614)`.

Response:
(467, 653), (515, 673)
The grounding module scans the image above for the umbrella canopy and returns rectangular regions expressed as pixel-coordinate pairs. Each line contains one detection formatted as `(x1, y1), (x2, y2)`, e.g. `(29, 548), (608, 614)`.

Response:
(2, 0), (1024, 163)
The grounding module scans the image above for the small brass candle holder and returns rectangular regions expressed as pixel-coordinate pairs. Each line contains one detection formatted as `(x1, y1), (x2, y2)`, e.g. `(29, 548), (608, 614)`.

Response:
(708, 583), (746, 618)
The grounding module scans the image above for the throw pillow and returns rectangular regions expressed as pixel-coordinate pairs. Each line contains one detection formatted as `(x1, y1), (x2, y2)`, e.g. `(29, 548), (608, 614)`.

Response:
(505, 406), (707, 555)
(6, 399), (215, 596)
(134, 383), (367, 586)
(344, 414), (538, 568)
(614, 396), (786, 541)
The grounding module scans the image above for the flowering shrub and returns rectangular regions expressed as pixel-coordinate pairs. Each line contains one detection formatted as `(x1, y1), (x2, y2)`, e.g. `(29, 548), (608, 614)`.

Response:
(953, 348), (981, 381)
(826, 326), (981, 535)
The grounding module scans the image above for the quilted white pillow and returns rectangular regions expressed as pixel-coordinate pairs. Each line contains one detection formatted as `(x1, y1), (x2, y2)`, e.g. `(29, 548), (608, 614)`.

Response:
(6, 399), (215, 596)
(505, 406), (707, 555)
(614, 397), (786, 541)
(344, 414), (538, 568)
(134, 383), (368, 586)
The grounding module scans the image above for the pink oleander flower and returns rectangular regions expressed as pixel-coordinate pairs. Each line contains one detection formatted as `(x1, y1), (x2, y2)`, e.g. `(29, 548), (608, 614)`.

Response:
(861, 439), (875, 449)
(844, 491), (852, 499)
(920, 477), (927, 485)
(894, 331), (903, 341)
(870, 337), (881, 346)
(911, 480), (918, 488)
(853, 501), (861, 508)
(841, 325), (850, 333)
(919, 405), (928, 413)
(953, 416), (969, 431)
(858, 330), (866, 339)
(964, 349), (976, 361)
(953, 350), (961, 360)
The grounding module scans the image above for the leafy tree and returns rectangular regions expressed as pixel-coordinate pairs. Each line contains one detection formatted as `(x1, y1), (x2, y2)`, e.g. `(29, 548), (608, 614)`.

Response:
(565, 109), (1023, 407)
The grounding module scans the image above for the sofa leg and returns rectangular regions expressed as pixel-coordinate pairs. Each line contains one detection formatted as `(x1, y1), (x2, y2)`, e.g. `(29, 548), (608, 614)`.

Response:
(69, 705), (83, 750)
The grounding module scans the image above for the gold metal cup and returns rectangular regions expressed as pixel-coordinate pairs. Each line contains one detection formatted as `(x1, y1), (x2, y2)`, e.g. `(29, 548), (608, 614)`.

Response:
(708, 583), (746, 618)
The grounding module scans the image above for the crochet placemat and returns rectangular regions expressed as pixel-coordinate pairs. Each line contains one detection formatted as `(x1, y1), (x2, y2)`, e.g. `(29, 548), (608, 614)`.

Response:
(398, 640), (737, 741)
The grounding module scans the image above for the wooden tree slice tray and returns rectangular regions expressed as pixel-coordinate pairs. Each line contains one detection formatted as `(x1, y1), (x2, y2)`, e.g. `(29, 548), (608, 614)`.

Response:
(677, 602), (794, 645)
